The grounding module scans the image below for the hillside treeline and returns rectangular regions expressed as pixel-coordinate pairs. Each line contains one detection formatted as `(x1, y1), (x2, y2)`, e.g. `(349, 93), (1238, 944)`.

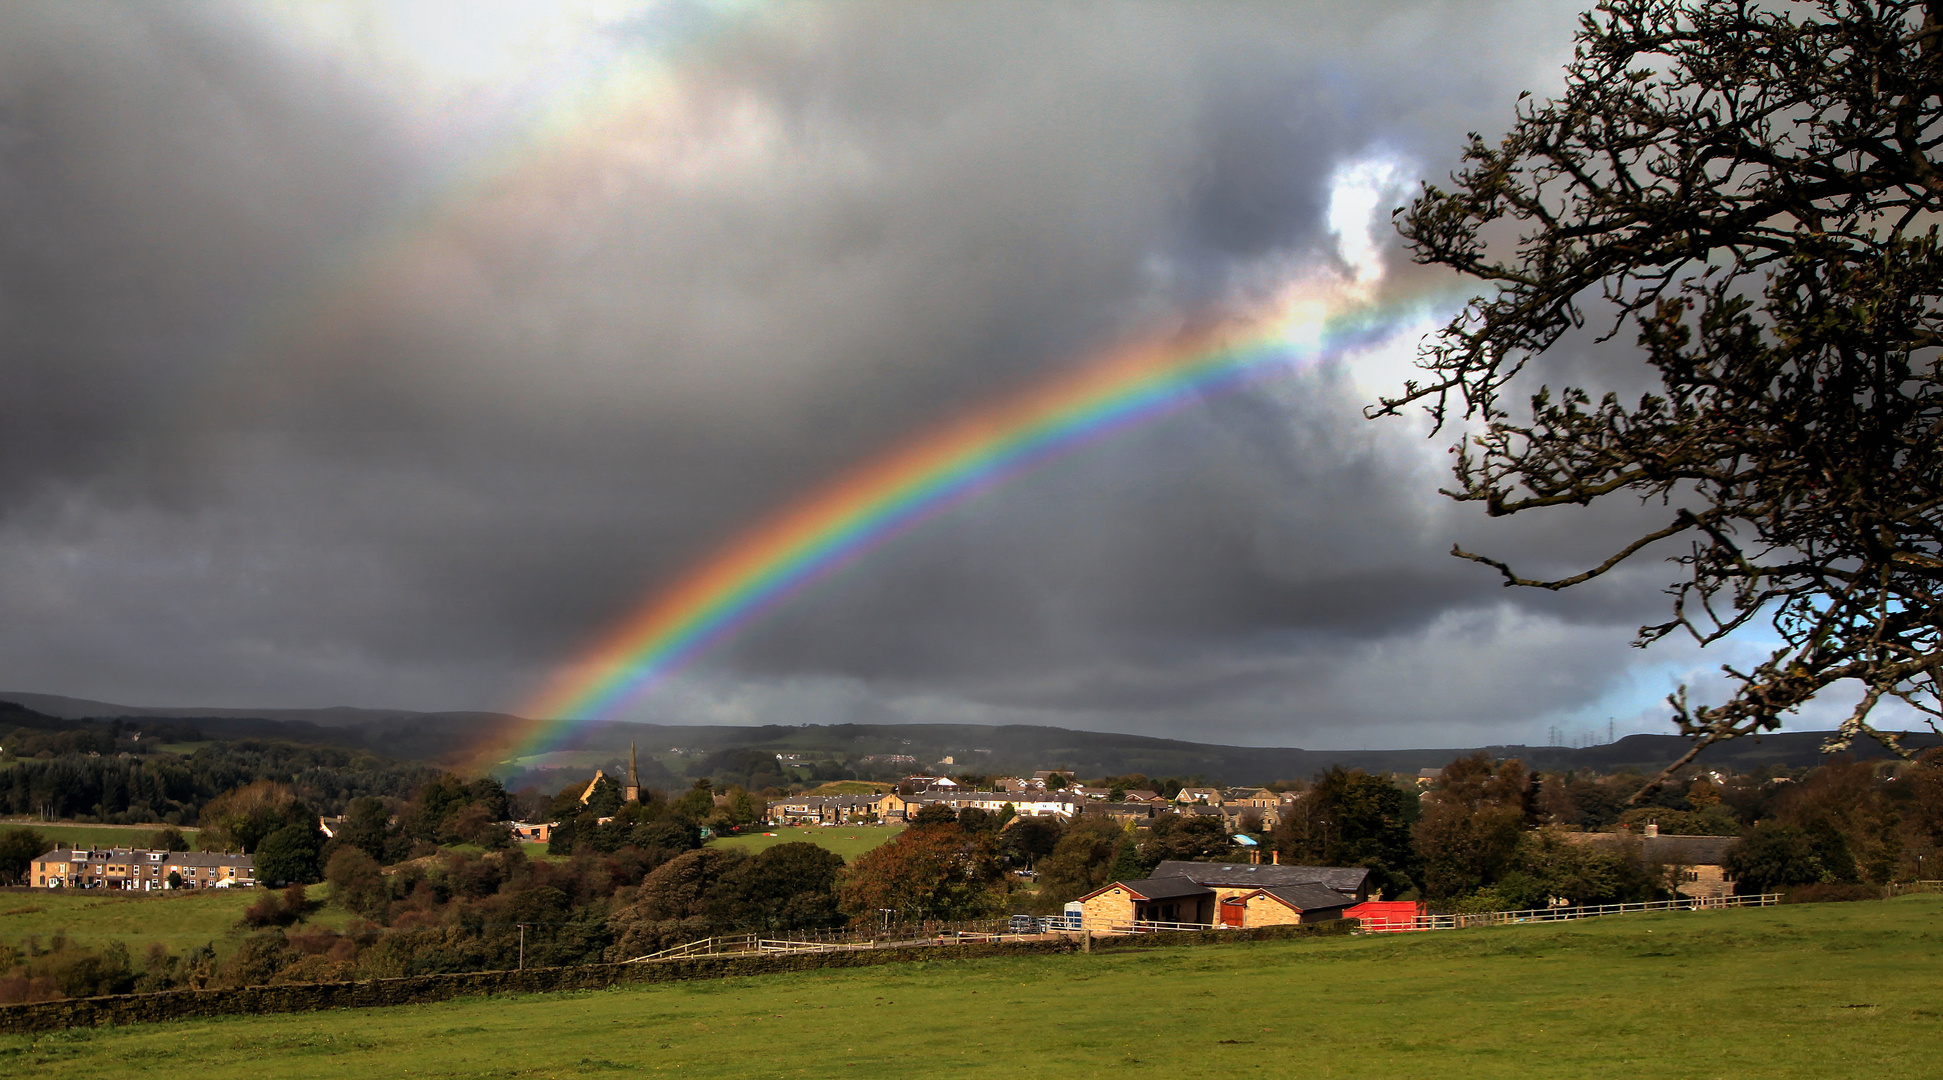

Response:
(1261, 752), (1943, 911)
(0, 743), (437, 827)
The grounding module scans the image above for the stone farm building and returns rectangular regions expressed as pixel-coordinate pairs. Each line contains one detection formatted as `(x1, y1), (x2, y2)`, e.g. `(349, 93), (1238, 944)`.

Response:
(30, 847), (255, 890)
(1076, 860), (1369, 930)
(1564, 826), (1739, 900)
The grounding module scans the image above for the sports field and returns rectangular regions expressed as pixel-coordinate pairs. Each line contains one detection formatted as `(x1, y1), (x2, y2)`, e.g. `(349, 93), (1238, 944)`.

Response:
(707, 824), (902, 862)
(2, 894), (1936, 1078)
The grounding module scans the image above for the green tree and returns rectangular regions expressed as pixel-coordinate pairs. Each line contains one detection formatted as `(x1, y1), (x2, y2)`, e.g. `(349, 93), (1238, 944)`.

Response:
(706, 842), (847, 931)
(323, 846), (389, 918)
(907, 803), (959, 829)
(1513, 830), (1659, 907)
(336, 796), (397, 864)
(1728, 822), (1849, 894)
(1106, 837), (1151, 883)
(1274, 768), (1418, 896)
(0, 827), (46, 886)
(629, 815), (702, 853)
(254, 823), (325, 886)
(1000, 815), (1064, 869)
(708, 786), (759, 832)
(673, 779), (714, 821)
(582, 776), (624, 819)
(1142, 814), (1232, 863)
(1378, 0), (1943, 778)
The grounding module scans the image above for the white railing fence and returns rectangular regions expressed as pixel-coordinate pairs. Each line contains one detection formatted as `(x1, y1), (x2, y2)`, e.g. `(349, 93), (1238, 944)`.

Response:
(626, 892), (1788, 960)
(1354, 892), (1780, 933)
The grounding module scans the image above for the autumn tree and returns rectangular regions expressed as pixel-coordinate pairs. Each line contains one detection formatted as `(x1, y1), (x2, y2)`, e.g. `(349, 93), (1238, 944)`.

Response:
(1378, 0), (1943, 781)
(197, 782), (314, 853)
(1412, 756), (1532, 900)
(605, 848), (748, 957)
(1030, 816), (1124, 911)
(838, 823), (1004, 923)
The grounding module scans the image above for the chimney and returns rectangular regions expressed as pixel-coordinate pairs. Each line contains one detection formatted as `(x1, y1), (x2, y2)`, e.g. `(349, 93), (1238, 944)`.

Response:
(1645, 823), (1659, 837)
(1271, 850), (1279, 865)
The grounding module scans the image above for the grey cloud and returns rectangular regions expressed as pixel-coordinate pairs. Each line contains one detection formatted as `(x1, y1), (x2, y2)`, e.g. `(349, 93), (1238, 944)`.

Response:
(0, 1), (1706, 749)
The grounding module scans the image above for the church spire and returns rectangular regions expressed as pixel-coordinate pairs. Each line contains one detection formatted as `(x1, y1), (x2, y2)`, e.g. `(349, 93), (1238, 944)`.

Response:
(625, 741), (641, 804)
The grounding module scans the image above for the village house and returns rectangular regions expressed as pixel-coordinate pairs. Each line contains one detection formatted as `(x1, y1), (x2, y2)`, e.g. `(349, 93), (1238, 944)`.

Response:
(1119, 789), (1162, 803)
(883, 789), (1084, 821)
(766, 793), (885, 825)
(1174, 787), (1223, 805)
(509, 821), (552, 843)
(1564, 825), (1739, 900)
(1073, 801), (1165, 826)
(1076, 860), (1365, 930)
(30, 847), (255, 890)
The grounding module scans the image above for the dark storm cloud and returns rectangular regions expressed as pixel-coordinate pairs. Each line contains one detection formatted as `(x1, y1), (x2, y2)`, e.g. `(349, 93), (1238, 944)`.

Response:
(0, 0), (1715, 748)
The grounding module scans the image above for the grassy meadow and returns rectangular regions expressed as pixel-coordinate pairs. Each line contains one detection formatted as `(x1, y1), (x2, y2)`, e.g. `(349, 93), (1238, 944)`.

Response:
(2, 894), (1938, 1078)
(0, 824), (199, 851)
(707, 825), (902, 862)
(0, 884), (351, 951)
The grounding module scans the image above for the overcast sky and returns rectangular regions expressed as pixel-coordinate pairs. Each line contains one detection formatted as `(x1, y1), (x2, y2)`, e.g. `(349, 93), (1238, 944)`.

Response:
(0, 1), (1887, 750)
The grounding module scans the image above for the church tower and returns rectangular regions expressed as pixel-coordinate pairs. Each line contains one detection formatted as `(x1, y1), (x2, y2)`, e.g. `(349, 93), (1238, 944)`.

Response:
(624, 742), (641, 804)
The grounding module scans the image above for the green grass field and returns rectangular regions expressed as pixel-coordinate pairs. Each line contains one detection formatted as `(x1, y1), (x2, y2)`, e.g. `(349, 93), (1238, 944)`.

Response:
(707, 825), (902, 862)
(0, 824), (200, 851)
(0, 885), (350, 951)
(801, 781), (891, 795)
(4, 895), (1938, 1078)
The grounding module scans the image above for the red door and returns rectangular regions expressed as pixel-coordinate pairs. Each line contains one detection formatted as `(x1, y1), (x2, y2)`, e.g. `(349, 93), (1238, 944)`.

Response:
(1220, 898), (1246, 927)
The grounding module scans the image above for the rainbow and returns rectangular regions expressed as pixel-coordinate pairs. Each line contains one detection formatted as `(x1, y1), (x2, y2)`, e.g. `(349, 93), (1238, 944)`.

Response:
(476, 286), (1418, 769)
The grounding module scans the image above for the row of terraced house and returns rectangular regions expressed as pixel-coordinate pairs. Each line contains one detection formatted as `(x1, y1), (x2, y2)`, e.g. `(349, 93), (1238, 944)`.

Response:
(27, 847), (255, 890)
(766, 779), (1302, 830)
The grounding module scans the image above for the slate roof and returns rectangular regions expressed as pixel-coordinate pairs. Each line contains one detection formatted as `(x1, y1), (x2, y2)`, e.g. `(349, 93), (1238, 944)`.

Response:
(1256, 883), (1353, 911)
(1564, 832), (1738, 866)
(39, 848), (252, 868)
(1150, 860), (1370, 895)
(1643, 834), (1737, 865)
(1113, 877), (1216, 901)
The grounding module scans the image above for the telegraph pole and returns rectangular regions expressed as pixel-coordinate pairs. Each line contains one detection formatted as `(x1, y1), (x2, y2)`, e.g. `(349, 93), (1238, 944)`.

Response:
(518, 924), (528, 970)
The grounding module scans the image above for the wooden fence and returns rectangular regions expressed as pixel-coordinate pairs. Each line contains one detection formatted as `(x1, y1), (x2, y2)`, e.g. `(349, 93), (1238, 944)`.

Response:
(1357, 892), (1781, 933)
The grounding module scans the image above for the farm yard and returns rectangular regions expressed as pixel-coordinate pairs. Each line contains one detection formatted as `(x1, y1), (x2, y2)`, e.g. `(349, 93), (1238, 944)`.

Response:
(2, 895), (1935, 1079)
